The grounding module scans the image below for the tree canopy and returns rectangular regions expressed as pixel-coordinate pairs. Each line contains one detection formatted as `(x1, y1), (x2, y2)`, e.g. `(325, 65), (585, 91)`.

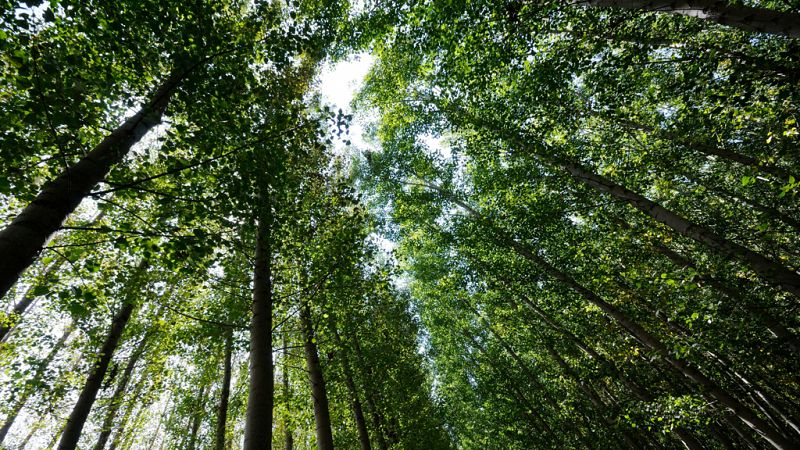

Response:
(1, 0), (798, 449)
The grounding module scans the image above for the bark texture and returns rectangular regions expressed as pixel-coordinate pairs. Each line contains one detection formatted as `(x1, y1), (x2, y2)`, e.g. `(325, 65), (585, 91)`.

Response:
(244, 218), (274, 450)
(0, 69), (184, 300)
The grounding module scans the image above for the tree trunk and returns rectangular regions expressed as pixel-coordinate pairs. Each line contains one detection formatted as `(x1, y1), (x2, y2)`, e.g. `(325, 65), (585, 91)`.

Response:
(108, 375), (148, 450)
(333, 329), (372, 450)
(545, 343), (643, 450)
(282, 329), (294, 450)
(510, 235), (792, 448)
(300, 301), (335, 450)
(19, 418), (43, 448)
(581, 0), (800, 37)
(187, 383), (209, 450)
(554, 158), (800, 299)
(618, 119), (796, 182)
(0, 70), (186, 300)
(0, 212), (105, 343)
(91, 331), (149, 450)
(244, 217), (274, 450)
(433, 188), (794, 449)
(353, 336), (389, 450)
(464, 333), (557, 441)
(215, 329), (233, 450)
(57, 301), (135, 450)
(0, 324), (73, 443)
(652, 242), (798, 353)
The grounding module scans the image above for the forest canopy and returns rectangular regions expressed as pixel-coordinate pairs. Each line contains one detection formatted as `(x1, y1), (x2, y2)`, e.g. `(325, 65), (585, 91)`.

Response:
(0, 0), (799, 449)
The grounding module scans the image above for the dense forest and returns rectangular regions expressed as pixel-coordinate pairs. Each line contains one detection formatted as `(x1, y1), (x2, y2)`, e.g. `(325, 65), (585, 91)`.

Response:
(0, 0), (798, 449)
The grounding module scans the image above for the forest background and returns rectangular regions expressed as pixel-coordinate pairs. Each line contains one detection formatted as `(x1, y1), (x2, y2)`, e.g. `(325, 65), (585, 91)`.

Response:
(0, 0), (799, 449)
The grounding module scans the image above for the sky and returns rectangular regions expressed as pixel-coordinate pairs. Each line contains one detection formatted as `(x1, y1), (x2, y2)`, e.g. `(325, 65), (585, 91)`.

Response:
(316, 53), (374, 154)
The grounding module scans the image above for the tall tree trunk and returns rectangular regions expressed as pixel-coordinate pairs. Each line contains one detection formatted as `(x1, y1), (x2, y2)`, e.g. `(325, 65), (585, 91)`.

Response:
(300, 301), (334, 450)
(333, 329), (372, 450)
(545, 343), (643, 450)
(187, 383), (209, 450)
(108, 375), (149, 450)
(580, 0), (800, 37)
(553, 158), (800, 299)
(513, 293), (702, 447)
(244, 217), (274, 450)
(57, 301), (135, 450)
(352, 336), (389, 450)
(282, 329), (294, 450)
(91, 331), (149, 450)
(19, 418), (44, 448)
(618, 119), (796, 182)
(652, 242), (798, 353)
(0, 70), (187, 300)
(0, 324), (73, 443)
(464, 333), (557, 441)
(215, 329), (233, 450)
(431, 187), (794, 449)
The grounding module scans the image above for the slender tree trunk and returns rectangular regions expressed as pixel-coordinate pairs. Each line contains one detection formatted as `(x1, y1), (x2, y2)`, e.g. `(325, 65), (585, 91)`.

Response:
(108, 375), (148, 450)
(353, 336), (389, 450)
(333, 329), (371, 450)
(0, 70), (186, 300)
(244, 217), (274, 450)
(433, 188), (794, 449)
(619, 119), (796, 182)
(652, 242), (798, 353)
(282, 329), (294, 450)
(20, 418), (44, 448)
(300, 301), (334, 450)
(579, 0), (800, 37)
(91, 332), (149, 450)
(215, 329), (233, 450)
(57, 301), (135, 450)
(510, 234), (792, 448)
(464, 333), (557, 441)
(0, 324), (73, 443)
(553, 158), (800, 299)
(545, 343), (643, 449)
(514, 293), (702, 448)
(187, 383), (209, 450)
